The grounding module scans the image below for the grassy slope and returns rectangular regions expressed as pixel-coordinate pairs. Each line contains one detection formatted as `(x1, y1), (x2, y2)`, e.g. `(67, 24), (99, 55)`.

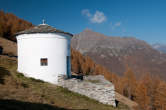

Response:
(0, 37), (17, 56)
(0, 55), (129, 110)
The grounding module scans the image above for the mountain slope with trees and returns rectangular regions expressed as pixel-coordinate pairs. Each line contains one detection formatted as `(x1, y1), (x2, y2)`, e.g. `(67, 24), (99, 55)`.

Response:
(0, 10), (33, 41)
(72, 29), (166, 80)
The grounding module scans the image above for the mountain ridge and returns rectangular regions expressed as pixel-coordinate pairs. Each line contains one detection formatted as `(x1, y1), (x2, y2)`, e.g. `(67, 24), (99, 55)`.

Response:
(72, 29), (166, 79)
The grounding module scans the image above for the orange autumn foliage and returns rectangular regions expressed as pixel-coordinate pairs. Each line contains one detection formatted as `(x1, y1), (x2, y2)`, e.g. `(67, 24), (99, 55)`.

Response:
(0, 10), (33, 41)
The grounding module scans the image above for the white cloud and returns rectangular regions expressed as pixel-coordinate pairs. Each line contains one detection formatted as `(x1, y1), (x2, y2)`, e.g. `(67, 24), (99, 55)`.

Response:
(90, 11), (106, 23)
(82, 9), (106, 24)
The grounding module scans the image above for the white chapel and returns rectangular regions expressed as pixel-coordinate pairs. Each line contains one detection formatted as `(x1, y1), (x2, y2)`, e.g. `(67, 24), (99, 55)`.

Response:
(15, 21), (73, 84)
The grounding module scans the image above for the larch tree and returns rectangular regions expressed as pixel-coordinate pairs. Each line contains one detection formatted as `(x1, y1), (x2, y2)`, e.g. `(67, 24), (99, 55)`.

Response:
(154, 81), (166, 110)
(135, 81), (150, 110)
(123, 67), (137, 100)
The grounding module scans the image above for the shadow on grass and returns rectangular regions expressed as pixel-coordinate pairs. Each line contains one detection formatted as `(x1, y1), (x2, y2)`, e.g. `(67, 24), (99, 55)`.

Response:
(0, 99), (88, 110)
(0, 67), (10, 84)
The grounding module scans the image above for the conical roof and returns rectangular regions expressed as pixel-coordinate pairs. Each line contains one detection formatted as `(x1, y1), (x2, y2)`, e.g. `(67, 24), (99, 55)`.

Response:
(15, 24), (73, 37)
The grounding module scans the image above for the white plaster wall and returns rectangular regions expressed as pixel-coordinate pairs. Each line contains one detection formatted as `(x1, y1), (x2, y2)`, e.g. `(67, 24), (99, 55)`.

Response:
(17, 33), (71, 84)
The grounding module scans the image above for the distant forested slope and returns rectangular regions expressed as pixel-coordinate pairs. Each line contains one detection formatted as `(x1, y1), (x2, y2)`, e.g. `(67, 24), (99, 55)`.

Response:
(0, 11), (33, 41)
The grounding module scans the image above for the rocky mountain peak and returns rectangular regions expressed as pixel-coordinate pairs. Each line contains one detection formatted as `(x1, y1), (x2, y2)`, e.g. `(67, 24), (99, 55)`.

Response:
(72, 29), (152, 56)
(71, 29), (166, 79)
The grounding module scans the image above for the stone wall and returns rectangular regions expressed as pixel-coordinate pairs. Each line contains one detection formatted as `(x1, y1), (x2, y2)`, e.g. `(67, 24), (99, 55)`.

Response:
(58, 75), (116, 107)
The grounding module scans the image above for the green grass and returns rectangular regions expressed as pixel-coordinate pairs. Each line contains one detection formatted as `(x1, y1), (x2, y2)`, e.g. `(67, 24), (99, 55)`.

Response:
(0, 55), (129, 110)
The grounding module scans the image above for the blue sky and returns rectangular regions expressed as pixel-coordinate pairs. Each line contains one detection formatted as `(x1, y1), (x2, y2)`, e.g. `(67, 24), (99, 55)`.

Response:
(1, 0), (166, 44)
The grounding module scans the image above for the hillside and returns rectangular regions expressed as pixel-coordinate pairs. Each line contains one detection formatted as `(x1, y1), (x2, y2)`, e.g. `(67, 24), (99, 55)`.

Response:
(0, 37), (17, 56)
(72, 29), (166, 79)
(0, 36), (138, 109)
(0, 55), (129, 110)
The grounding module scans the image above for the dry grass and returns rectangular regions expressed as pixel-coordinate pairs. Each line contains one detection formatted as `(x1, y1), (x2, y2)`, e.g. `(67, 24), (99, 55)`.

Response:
(0, 55), (129, 110)
(0, 37), (17, 56)
(115, 92), (138, 110)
